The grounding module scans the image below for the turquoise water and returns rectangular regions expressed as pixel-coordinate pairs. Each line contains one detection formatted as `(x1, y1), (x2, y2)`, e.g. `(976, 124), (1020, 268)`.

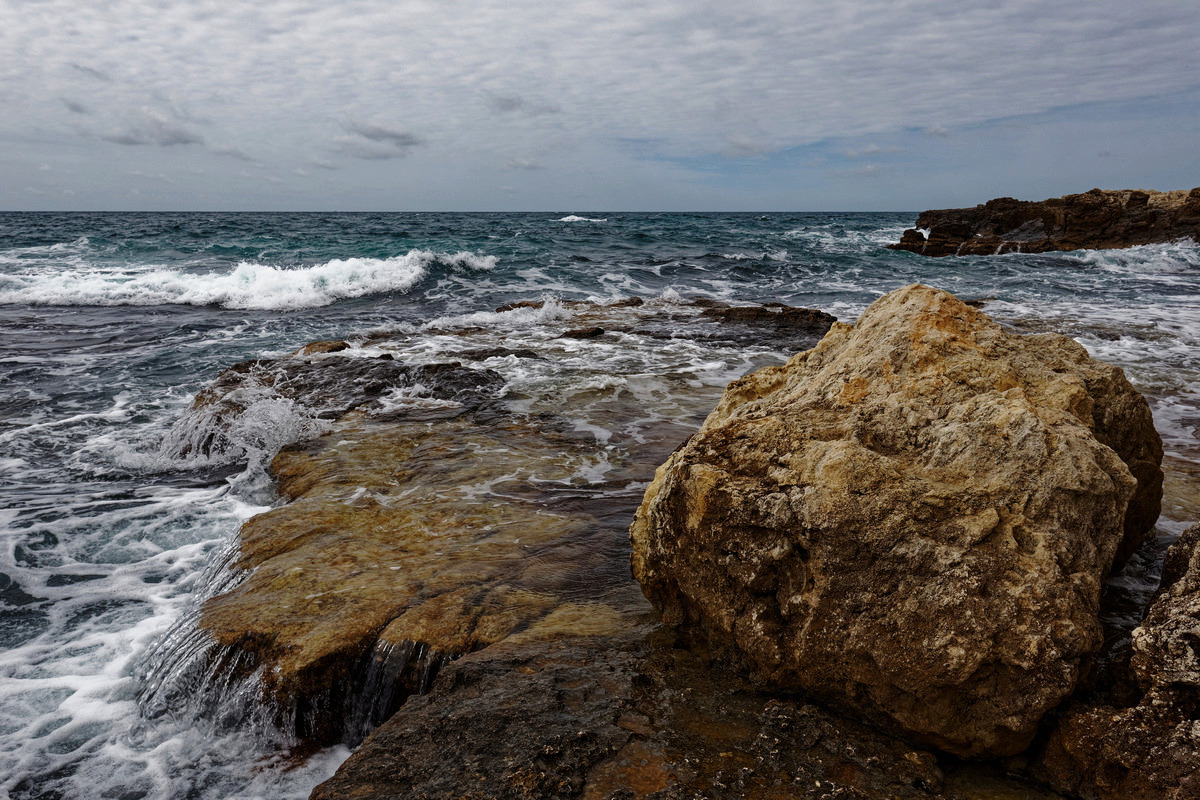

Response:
(1, 212), (1197, 798)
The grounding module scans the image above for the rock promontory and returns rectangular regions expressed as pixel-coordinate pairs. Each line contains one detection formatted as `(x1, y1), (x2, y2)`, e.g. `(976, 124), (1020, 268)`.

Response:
(889, 187), (1200, 256)
(630, 284), (1163, 757)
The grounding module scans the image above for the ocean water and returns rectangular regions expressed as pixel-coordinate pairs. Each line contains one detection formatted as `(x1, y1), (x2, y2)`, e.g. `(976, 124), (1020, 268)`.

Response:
(1, 212), (1197, 799)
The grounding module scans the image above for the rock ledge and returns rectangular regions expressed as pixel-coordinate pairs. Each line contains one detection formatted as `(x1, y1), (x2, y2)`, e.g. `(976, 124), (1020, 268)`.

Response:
(889, 187), (1200, 256)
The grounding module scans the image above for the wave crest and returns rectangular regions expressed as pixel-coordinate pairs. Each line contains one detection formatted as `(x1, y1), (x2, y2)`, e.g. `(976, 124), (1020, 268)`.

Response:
(0, 249), (496, 310)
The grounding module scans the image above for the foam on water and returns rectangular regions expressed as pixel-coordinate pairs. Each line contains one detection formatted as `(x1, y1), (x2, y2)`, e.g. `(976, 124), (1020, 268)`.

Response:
(0, 249), (496, 310)
(556, 215), (607, 222)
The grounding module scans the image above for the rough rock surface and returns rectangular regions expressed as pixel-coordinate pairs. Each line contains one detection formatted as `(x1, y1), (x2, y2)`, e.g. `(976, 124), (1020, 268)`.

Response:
(145, 297), (838, 746)
(631, 284), (1162, 757)
(889, 187), (1200, 257)
(1032, 524), (1200, 799)
(310, 630), (971, 800)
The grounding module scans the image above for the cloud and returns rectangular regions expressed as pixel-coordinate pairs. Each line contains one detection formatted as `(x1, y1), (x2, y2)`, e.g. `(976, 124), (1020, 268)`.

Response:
(212, 145), (255, 161)
(723, 134), (774, 158)
(102, 108), (204, 147)
(483, 91), (560, 116)
(844, 144), (882, 159)
(507, 157), (543, 170)
(70, 63), (111, 82)
(4, 0), (1199, 208)
(334, 119), (423, 160)
(130, 170), (176, 184)
(345, 120), (423, 148)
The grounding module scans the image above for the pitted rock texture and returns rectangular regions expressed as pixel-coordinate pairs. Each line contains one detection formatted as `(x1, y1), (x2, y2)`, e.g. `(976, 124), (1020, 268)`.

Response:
(889, 187), (1200, 257)
(630, 284), (1162, 757)
(310, 631), (965, 800)
(1033, 524), (1200, 799)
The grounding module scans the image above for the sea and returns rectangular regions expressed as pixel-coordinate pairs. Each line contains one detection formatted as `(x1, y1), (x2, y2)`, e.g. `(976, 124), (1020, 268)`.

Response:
(1, 212), (1197, 800)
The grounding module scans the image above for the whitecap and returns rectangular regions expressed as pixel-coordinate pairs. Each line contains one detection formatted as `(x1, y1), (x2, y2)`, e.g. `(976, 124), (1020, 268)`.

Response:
(556, 215), (607, 223)
(0, 249), (496, 310)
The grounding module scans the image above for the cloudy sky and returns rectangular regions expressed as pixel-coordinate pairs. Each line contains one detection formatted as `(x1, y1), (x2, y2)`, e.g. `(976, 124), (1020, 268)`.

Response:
(1, 0), (1197, 211)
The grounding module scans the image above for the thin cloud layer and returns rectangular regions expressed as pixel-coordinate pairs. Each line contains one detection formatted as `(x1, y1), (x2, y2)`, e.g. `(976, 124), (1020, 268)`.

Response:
(1, 0), (1197, 208)
(101, 108), (205, 147)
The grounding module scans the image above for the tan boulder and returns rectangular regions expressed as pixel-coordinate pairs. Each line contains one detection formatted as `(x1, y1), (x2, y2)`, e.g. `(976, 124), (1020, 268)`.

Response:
(631, 284), (1162, 757)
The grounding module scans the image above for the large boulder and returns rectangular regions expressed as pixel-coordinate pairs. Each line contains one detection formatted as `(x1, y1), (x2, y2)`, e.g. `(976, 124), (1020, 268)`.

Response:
(630, 284), (1162, 757)
(1032, 524), (1200, 799)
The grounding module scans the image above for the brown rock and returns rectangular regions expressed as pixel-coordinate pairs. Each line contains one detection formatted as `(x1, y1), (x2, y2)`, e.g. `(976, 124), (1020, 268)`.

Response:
(1031, 524), (1200, 799)
(889, 187), (1200, 257)
(561, 326), (606, 339)
(630, 284), (1162, 757)
(496, 300), (546, 312)
(700, 304), (837, 332)
(310, 630), (961, 800)
(194, 410), (607, 743)
(295, 340), (350, 355)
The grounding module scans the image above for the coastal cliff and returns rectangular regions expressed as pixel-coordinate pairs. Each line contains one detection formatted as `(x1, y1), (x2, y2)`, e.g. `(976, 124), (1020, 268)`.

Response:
(889, 187), (1200, 256)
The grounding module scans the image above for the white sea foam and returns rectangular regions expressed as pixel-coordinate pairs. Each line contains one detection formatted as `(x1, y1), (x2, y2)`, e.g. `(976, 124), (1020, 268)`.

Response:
(556, 215), (607, 223)
(0, 250), (496, 310)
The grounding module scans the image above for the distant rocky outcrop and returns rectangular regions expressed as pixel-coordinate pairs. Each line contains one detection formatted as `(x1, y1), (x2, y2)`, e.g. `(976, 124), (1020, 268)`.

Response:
(630, 284), (1163, 757)
(1030, 523), (1200, 799)
(889, 187), (1200, 256)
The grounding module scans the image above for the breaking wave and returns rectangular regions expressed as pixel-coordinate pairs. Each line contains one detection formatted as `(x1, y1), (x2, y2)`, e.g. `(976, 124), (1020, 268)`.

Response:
(0, 250), (496, 310)
(556, 215), (607, 223)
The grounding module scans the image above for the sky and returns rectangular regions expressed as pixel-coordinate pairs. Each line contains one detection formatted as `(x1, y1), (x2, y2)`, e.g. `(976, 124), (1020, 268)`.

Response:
(1, 0), (1198, 211)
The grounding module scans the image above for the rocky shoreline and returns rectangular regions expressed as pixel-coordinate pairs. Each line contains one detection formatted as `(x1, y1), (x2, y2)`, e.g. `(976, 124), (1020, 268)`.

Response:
(146, 288), (1196, 799)
(890, 188), (1200, 257)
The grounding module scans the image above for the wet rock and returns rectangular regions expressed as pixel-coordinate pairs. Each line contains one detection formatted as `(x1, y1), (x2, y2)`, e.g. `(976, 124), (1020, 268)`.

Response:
(690, 297), (730, 309)
(700, 304), (837, 333)
(295, 340), (350, 356)
(561, 326), (606, 339)
(889, 187), (1200, 257)
(1031, 523), (1200, 799)
(177, 352), (506, 458)
(310, 630), (962, 800)
(195, 410), (614, 743)
(630, 284), (1162, 757)
(496, 300), (546, 313)
(456, 346), (544, 361)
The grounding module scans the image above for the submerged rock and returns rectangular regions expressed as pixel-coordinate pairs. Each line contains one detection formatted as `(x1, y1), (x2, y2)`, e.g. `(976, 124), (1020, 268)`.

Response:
(1032, 524), (1200, 799)
(889, 187), (1200, 257)
(630, 284), (1162, 757)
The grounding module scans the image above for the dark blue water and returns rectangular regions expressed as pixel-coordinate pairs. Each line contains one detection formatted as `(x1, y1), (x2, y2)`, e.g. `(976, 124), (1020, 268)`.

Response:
(1, 212), (1198, 799)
